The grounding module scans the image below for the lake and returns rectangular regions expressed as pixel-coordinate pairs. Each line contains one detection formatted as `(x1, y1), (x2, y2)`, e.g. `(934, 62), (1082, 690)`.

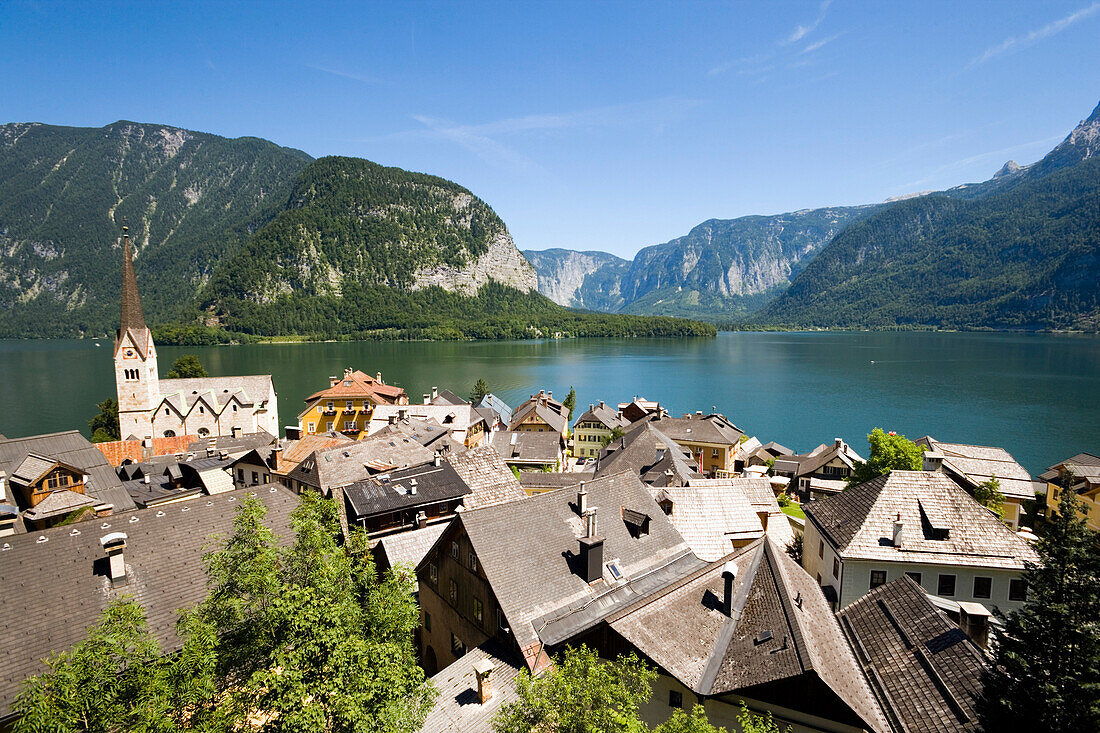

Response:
(1, 331), (1097, 475)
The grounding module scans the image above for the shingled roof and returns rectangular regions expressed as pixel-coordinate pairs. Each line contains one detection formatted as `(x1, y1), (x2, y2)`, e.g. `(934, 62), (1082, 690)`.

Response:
(287, 435), (436, 493)
(446, 446), (527, 511)
(508, 391), (569, 435)
(838, 576), (987, 733)
(343, 462), (471, 520)
(916, 437), (1034, 501)
(607, 537), (887, 733)
(636, 412), (744, 447)
(0, 484), (298, 721)
(486, 431), (563, 465)
(805, 471), (1039, 569)
(420, 639), (524, 733)
(594, 423), (701, 486)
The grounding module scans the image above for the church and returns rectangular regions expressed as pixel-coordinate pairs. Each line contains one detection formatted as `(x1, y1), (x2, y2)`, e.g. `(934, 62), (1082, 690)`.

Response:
(113, 227), (279, 441)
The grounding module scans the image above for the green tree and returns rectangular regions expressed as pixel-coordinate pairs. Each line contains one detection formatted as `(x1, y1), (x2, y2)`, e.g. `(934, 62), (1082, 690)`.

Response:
(493, 645), (655, 733)
(654, 705), (727, 733)
(165, 354), (208, 378)
(785, 533), (803, 565)
(471, 378), (490, 403)
(974, 476), (1006, 520)
(978, 476), (1100, 733)
(847, 428), (924, 485)
(87, 397), (120, 442)
(600, 426), (626, 448)
(563, 386), (577, 421)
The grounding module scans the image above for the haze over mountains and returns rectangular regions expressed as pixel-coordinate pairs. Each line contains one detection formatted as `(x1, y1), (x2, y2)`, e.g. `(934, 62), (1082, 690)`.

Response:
(528, 99), (1100, 331)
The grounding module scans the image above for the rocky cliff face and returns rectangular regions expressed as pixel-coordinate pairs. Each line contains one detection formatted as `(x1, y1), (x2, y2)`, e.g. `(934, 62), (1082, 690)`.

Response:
(522, 249), (630, 309)
(417, 230), (536, 295)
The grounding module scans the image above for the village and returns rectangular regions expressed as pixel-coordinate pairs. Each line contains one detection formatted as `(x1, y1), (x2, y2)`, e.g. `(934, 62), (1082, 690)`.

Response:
(0, 236), (1096, 732)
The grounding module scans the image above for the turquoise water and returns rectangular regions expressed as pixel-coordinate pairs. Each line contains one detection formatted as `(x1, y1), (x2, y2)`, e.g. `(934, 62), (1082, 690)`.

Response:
(1, 331), (1097, 475)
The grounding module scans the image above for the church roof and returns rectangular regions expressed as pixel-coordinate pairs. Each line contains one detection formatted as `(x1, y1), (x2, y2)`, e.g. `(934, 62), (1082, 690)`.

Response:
(115, 226), (150, 358)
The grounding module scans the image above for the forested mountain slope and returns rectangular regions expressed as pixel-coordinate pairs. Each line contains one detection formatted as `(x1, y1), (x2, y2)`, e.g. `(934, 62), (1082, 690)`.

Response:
(759, 102), (1100, 331)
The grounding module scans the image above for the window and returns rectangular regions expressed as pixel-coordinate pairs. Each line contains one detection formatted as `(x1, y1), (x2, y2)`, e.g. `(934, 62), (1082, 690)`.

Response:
(346, 401), (354, 411)
(252, 471), (259, 485)
(163, 430), (175, 438)
(711, 448), (719, 458)
(344, 421), (356, 431)
(428, 562), (438, 585)
(469, 551), (478, 572)
(198, 405), (204, 414)
(307, 422), (316, 433)
(232, 404), (237, 412)
(938, 573), (957, 597)
(237, 468), (245, 482)
(326, 401), (334, 411)
(451, 633), (466, 658)
(905, 571), (922, 586)
(198, 428), (210, 437)
(973, 576), (992, 599)
(451, 541), (459, 559)
(1009, 578), (1027, 602)
(472, 597), (483, 624)
(424, 612), (431, 632)
(870, 570), (887, 589)
(832, 557), (840, 579)
(819, 540), (824, 559)
(606, 561), (624, 582)
(669, 690), (683, 709)
(449, 579), (457, 604)
(326, 422), (333, 432)
(165, 408), (170, 415)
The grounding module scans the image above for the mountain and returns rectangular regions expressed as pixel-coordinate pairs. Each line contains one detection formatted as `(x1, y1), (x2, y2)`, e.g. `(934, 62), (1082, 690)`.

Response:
(525, 205), (874, 320)
(0, 121), (312, 337)
(759, 101), (1100, 331)
(522, 249), (631, 311)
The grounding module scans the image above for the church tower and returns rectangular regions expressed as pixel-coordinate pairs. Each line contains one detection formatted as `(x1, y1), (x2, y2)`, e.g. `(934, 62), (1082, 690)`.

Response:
(113, 225), (159, 440)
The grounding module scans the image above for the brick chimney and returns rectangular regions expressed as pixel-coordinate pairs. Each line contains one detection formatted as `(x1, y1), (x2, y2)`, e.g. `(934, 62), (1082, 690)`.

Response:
(473, 659), (494, 703)
(100, 532), (129, 585)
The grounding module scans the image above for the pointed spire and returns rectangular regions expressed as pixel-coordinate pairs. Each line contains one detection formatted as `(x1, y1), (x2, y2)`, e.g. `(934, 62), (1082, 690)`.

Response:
(119, 222), (147, 333)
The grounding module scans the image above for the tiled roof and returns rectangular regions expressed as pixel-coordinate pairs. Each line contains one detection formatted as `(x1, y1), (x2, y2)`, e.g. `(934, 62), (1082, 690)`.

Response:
(368, 405), (485, 443)
(288, 435), (436, 492)
(574, 402), (628, 430)
(420, 640), (524, 733)
(594, 423), (701, 486)
(517, 473), (585, 491)
(430, 389), (468, 406)
(186, 430), (276, 456)
(0, 485), (298, 719)
(779, 439), (864, 478)
(486, 431), (563, 464)
(448, 471), (702, 671)
(916, 437), (1034, 500)
(10, 454), (57, 485)
(446, 446), (527, 511)
(608, 538), (887, 733)
(652, 483), (764, 561)
(304, 369), (406, 403)
(343, 462), (471, 519)
(473, 394), (512, 427)
(159, 376), (276, 413)
(279, 433), (355, 469)
(95, 435), (198, 466)
(22, 489), (97, 520)
(372, 420), (466, 454)
(637, 413), (744, 447)
(374, 523), (448, 571)
(805, 471), (1039, 569)
(838, 576), (987, 733)
(683, 477), (794, 549)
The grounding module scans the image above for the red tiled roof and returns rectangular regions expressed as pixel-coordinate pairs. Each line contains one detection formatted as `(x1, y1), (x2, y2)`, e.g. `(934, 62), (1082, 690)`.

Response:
(305, 370), (407, 404)
(94, 435), (198, 466)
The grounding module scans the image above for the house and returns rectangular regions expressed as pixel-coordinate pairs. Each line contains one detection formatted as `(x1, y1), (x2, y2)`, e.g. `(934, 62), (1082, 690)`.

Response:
(342, 459), (471, 538)
(1039, 452), (1100, 531)
(486, 430), (566, 472)
(593, 422), (701, 487)
(444, 445), (527, 511)
(0, 431), (135, 533)
(916, 436), (1035, 529)
(113, 227), (278, 441)
(837, 575), (989, 733)
(372, 418), (467, 455)
(672, 477), (795, 553)
(429, 387), (468, 406)
(803, 471), (1039, 611)
(617, 397), (661, 424)
(633, 412), (744, 477)
(419, 640), (524, 731)
(572, 401), (629, 459)
(0, 484), (298, 724)
(368, 404), (487, 449)
(415, 471), (705, 676)
(297, 368), (408, 439)
(607, 537), (888, 733)
(508, 390), (570, 438)
(774, 438), (864, 501)
(117, 455), (235, 507)
(229, 431), (355, 490)
(285, 434), (436, 496)
(472, 394), (512, 432)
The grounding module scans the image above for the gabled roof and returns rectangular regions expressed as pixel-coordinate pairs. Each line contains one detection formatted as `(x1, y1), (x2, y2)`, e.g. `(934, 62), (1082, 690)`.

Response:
(0, 485), (298, 720)
(1038, 452), (1100, 483)
(916, 437), (1034, 501)
(776, 439), (864, 477)
(368, 405), (486, 440)
(438, 471), (703, 671)
(607, 538), (887, 733)
(517, 473), (584, 492)
(278, 432), (355, 469)
(445, 446), (527, 511)
(159, 376), (276, 414)
(681, 477), (794, 550)
(594, 423), (701, 486)
(637, 413), (744, 447)
(508, 392), (568, 434)
(838, 576), (987, 733)
(420, 640), (525, 733)
(10, 454), (61, 485)
(374, 523), (449, 572)
(431, 389), (468, 406)
(372, 419), (465, 454)
(287, 435), (436, 492)
(343, 462), (471, 520)
(652, 483), (764, 561)
(805, 471), (1039, 569)
(186, 430), (276, 456)
(473, 393), (512, 426)
(574, 402), (628, 431)
(22, 489), (97, 521)
(303, 369), (406, 404)
(486, 431), (563, 464)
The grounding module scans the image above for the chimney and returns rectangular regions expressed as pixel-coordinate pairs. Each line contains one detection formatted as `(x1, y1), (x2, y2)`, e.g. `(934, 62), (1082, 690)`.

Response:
(399, 408), (408, 421)
(923, 450), (945, 473)
(577, 483), (587, 515)
(232, 426), (242, 439)
(423, 394), (430, 405)
(100, 532), (128, 585)
(578, 514), (604, 583)
(721, 561), (738, 616)
(0, 470), (7, 503)
(329, 375), (339, 387)
(834, 437), (844, 450)
(434, 452), (442, 467)
(510, 433), (518, 446)
(0, 503), (16, 537)
(473, 659), (495, 704)
(958, 602), (992, 650)
(585, 507), (599, 539)
(893, 513), (904, 548)
(271, 445), (283, 470)
(409, 478), (418, 495)
(344, 368), (353, 381)
(589, 403), (594, 413)
(416, 511), (428, 529)
(599, 400), (604, 408)
(757, 510), (769, 533)
(376, 371), (383, 383)
(432, 386), (439, 401)
(143, 474), (151, 484)
(285, 426), (302, 440)
(219, 450), (229, 460)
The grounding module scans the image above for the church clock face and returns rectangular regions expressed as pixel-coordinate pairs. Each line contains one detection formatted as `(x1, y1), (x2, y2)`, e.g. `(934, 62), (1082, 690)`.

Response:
(125, 349), (135, 358)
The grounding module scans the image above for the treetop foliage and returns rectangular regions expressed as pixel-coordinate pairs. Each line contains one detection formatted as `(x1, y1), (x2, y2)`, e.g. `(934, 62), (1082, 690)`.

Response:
(848, 428), (924, 485)
(164, 354), (208, 379)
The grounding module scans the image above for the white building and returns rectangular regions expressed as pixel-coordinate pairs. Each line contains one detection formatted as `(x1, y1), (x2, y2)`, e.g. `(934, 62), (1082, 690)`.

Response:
(113, 227), (278, 441)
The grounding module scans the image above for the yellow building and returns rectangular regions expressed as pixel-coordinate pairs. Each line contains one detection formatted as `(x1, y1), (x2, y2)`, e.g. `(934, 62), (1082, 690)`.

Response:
(298, 369), (408, 439)
(1042, 452), (1100, 531)
(508, 390), (569, 439)
(640, 412), (744, 477)
(572, 401), (628, 459)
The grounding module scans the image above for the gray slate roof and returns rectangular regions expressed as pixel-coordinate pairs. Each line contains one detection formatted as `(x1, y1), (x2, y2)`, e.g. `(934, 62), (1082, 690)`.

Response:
(661, 478), (794, 559)
(635, 412), (744, 446)
(288, 435), (436, 492)
(775, 439), (864, 478)
(0, 431), (135, 531)
(517, 473), (584, 491)
(0, 484), (298, 720)
(574, 402), (628, 431)
(446, 446), (527, 511)
(594, 423), (701, 486)
(838, 576), (987, 733)
(186, 430), (276, 456)
(420, 640), (524, 733)
(805, 471), (1039, 570)
(486, 431), (563, 465)
(608, 538), (887, 733)
(508, 393), (568, 434)
(343, 462), (471, 520)
(916, 437), (1034, 501)
(374, 523), (449, 572)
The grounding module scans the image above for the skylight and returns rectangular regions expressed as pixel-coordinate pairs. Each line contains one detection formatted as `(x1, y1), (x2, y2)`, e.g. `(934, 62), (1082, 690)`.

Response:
(606, 560), (624, 582)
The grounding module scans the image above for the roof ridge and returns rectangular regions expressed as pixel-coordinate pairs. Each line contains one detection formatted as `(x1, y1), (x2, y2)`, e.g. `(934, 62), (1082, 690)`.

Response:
(699, 542), (766, 694)
(763, 538), (812, 673)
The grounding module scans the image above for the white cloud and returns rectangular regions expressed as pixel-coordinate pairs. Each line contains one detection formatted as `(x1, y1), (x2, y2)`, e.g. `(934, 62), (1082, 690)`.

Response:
(787, 0), (832, 43)
(974, 2), (1100, 64)
(307, 64), (383, 85)
(800, 32), (843, 54)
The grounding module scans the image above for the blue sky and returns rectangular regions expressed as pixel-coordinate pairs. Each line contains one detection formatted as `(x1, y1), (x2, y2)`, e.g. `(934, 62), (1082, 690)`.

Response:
(2, 1), (1098, 259)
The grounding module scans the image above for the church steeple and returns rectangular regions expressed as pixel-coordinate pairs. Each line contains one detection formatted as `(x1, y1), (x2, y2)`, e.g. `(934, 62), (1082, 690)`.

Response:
(119, 224), (147, 334)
